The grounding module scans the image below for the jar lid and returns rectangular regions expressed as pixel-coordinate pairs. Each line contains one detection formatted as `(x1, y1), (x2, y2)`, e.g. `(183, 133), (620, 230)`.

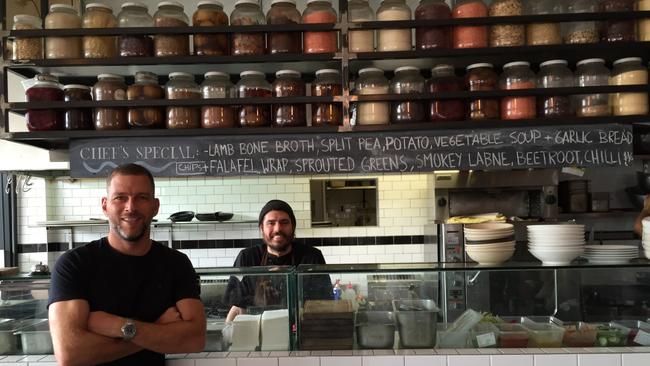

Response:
(359, 67), (384, 75)
(276, 70), (301, 77)
(240, 70), (265, 77)
(13, 14), (42, 25)
(98, 73), (124, 80)
(63, 84), (91, 90)
(503, 61), (530, 69)
(169, 72), (194, 79)
(135, 71), (158, 79)
(272, 0), (296, 5)
(235, 0), (260, 6)
(466, 63), (493, 71)
(32, 81), (61, 88)
(540, 59), (568, 68)
(316, 68), (340, 76)
(50, 4), (76, 12)
(157, 1), (184, 9)
(613, 57), (642, 66)
(394, 66), (419, 74)
(121, 2), (148, 10)
(432, 64), (454, 72)
(205, 71), (229, 78)
(85, 3), (113, 10)
(308, 0), (332, 4)
(198, 0), (224, 7)
(576, 58), (605, 67)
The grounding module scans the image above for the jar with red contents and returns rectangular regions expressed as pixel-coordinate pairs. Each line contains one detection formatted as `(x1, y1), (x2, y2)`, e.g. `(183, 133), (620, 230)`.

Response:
(415, 0), (452, 50)
(452, 0), (488, 48)
(25, 74), (64, 131)
(427, 64), (465, 121)
(272, 70), (306, 127)
(500, 61), (536, 120)
(63, 84), (93, 130)
(303, 0), (338, 53)
(237, 71), (272, 127)
(390, 66), (426, 123)
(201, 71), (235, 128)
(312, 68), (342, 126)
(466, 63), (499, 120)
(165, 72), (201, 129)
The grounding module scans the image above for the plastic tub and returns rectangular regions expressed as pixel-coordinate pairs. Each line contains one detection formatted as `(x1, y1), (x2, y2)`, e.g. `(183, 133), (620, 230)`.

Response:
(611, 320), (650, 346)
(437, 323), (470, 348)
(495, 323), (529, 348)
(523, 322), (565, 347)
(355, 311), (396, 349)
(469, 323), (499, 348)
(393, 299), (439, 348)
(0, 319), (20, 354)
(594, 324), (628, 347)
(562, 322), (598, 347)
(14, 319), (53, 354)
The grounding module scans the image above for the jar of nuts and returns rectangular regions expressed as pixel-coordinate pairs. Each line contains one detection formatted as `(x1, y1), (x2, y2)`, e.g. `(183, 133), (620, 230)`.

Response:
(272, 70), (306, 127)
(92, 74), (127, 130)
(154, 1), (190, 57)
(118, 2), (154, 57)
(236, 71), (272, 127)
(525, 0), (563, 46)
(231, 0), (266, 56)
(12, 15), (43, 61)
(200, 71), (236, 128)
(83, 3), (118, 58)
(193, 1), (229, 56)
(165, 72), (200, 129)
(127, 71), (164, 128)
(564, 0), (600, 44)
(45, 4), (82, 59)
(489, 0), (524, 47)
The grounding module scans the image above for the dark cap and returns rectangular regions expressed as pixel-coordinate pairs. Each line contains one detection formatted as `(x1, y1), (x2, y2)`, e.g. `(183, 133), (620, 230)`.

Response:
(258, 199), (296, 227)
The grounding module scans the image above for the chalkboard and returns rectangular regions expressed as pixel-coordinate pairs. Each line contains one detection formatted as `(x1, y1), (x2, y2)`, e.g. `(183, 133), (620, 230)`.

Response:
(69, 124), (633, 178)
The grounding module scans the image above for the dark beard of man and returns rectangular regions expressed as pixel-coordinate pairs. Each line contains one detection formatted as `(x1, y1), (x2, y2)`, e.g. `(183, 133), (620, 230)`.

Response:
(267, 231), (295, 254)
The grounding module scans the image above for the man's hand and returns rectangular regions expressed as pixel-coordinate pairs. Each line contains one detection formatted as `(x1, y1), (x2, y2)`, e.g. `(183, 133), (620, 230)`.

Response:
(156, 306), (182, 324)
(87, 311), (122, 339)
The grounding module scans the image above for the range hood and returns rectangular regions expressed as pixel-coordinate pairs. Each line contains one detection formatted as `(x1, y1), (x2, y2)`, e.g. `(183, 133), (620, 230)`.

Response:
(0, 140), (69, 172)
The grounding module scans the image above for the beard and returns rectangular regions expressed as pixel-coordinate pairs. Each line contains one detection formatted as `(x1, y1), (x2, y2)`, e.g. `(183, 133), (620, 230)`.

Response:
(111, 215), (151, 243)
(265, 231), (294, 254)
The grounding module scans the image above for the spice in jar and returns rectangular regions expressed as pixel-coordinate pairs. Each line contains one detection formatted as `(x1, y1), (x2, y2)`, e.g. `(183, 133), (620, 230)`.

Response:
(500, 61), (536, 120)
(312, 69), (342, 126)
(377, 0), (412, 51)
(237, 71), (272, 127)
(415, 0), (452, 50)
(525, 0), (563, 46)
(193, 0), (229, 56)
(390, 66), (426, 123)
(45, 4), (82, 59)
(272, 70), (306, 126)
(452, 0), (488, 48)
(154, 1), (190, 57)
(575, 58), (611, 117)
(231, 0), (266, 56)
(165, 72), (200, 129)
(201, 71), (236, 128)
(83, 3), (118, 58)
(466, 63), (499, 120)
(428, 64), (465, 121)
(63, 85), (93, 130)
(25, 74), (64, 131)
(118, 2), (154, 57)
(537, 59), (574, 118)
(564, 0), (600, 44)
(266, 0), (302, 54)
(610, 57), (649, 116)
(356, 67), (390, 125)
(12, 15), (43, 61)
(348, 0), (375, 52)
(127, 71), (164, 128)
(640, 0), (650, 41)
(601, 0), (636, 42)
(303, 0), (338, 53)
(489, 0), (524, 47)
(93, 74), (127, 130)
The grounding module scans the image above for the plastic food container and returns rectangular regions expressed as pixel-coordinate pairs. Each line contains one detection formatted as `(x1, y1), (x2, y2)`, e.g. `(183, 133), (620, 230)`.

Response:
(611, 320), (650, 346)
(355, 311), (396, 349)
(393, 299), (439, 348)
(14, 319), (53, 355)
(437, 322), (470, 348)
(495, 323), (529, 348)
(204, 321), (226, 352)
(469, 323), (499, 348)
(523, 322), (565, 347)
(593, 324), (628, 347)
(562, 322), (597, 347)
(0, 319), (22, 354)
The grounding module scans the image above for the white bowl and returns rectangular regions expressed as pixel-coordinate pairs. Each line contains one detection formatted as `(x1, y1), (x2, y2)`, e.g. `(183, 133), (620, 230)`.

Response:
(465, 248), (515, 265)
(465, 223), (514, 231)
(466, 245), (516, 252)
(527, 225), (584, 233)
(527, 245), (584, 252)
(465, 241), (515, 250)
(529, 248), (583, 265)
(465, 232), (515, 241)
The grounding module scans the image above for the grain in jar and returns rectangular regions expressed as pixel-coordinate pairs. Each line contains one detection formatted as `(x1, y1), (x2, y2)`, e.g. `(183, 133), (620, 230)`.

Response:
(500, 61), (536, 120)
(272, 70), (306, 126)
(118, 2), (154, 57)
(610, 57), (649, 116)
(415, 0), (452, 50)
(356, 68), (390, 125)
(12, 15), (42, 61)
(525, 0), (563, 46)
(640, 0), (650, 41)
(537, 60), (574, 118)
(564, 0), (600, 44)
(575, 58), (611, 117)
(312, 69), (342, 126)
(452, 0), (488, 48)
(466, 63), (499, 119)
(303, 0), (338, 53)
(348, 0), (375, 52)
(165, 72), (200, 129)
(377, 0), (412, 51)
(127, 71), (164, 128)
(489, 0), (524, 47)
(237, 71), (272, 127)
(231, 0), (266, 56)
(63, 85), (93, 130)
(45, 4), (82, 59)
(92, 74), (127, 130)
(266, 0), (302, 54)
(193, 1), (229, 56)
(25, 74), (64, 131)
(427, 64), (465, 121)
(390, 66), (426, 123)
(83, 3), (118, 58)
(201, 71), (235, 128)
(601, 0), (636, 42)
(154, 2), (190, 57)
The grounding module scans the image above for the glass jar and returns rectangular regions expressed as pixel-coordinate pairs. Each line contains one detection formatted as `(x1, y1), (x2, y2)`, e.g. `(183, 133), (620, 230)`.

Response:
(390, 66), (426, 123)
(537, 59), (574, 118)
(272, 70), (306, 126)
(118, 2), (154, 57)
(267, 0), (302, 54)
(201, 71), (235, 128)
(45, 4), (82, 59)
(452, 0), (488, 48)
(466, 63), (499, 119)
(303, 0), (338, 53)
(231, 0), (266, 56)
(348, 0), (375, 52)
(154, 1), (190, 57)
(193, 0), (229, 56)
(63, 85), (93, 130)
(640, 0), (650, 41)
(564, 0), (600, 44)
(92, 74), (127, 130)
(427, 64), (465, 121)
(415, 0), (452, 50)
(13, 15), (42, 61)
(575, 58), (611, 117)
(237, 71), (272, 127)
(525, 0), (563, 45)
(25, 74), (64, 131)
(127, 71), (164, 128)
(83, 3), (118, 58)
(165, 72), (200, 129)
(356, 68), (390, 125)
(610, 57), (649, 116)
(377, 0), (412, 51)
(489, 0), (525, 47)
(601, 0), (636, 42)
(312, 69), (342, 126)
(500, 61), (536, 120)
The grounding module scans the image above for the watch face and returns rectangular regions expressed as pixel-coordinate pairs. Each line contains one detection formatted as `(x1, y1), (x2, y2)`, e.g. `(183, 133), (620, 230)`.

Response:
(122, 321), (136, 340)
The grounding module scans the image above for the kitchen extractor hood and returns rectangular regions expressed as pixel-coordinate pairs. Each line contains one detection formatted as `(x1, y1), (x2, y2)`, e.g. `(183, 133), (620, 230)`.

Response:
(0, 140), (69, 172)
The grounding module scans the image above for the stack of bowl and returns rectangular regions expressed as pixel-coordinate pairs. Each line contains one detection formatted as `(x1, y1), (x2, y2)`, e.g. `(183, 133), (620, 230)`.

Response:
(463, 223), (515, 265)
(642, 217), (650, 259)
(527, 224), (585, 265)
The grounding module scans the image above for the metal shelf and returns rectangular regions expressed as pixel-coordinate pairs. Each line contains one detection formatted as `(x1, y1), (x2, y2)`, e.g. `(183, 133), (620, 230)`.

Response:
(326, 185), (377, 190)
(557, 210), (640, 219)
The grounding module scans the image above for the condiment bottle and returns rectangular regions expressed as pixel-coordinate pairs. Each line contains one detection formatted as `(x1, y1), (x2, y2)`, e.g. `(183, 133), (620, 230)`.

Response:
(302, 0), (338, 54)
(377, 0), (412, 51)
(500, 61), (536, 120)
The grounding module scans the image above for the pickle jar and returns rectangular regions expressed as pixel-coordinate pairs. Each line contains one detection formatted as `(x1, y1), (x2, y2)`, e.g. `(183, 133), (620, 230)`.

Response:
(303, 0), (338, 54)
(575, 58), (611, 117)
(640, 0), (650, 41)
(390, 66), (426, 123)
(83, 3), (118, 58)
(415, 0), (452, 50)
(272, 70), (307, 127)
(500, 61), (536, 120)
(231, 0), (266, 56)
(267, 0), (302, 54)
(601, 0), (636, 42)
(127, 71), (164, 128)
(466, 63), (499, 120)
(13, 15), (43, 61)
(564, 0), (600, 44)
(63, 85), (93, 130)
(452, 0), (488, 48)
(154, 1), (190, 57)
(165, 72), (200, 129)
(355, 68), (390, 125)
(312, 69), (342, 126)
(92, 74), (127, 130)
(428, 64), (465, 121)
(348, 0), (375, 52)
(25, 74), (64, 131)
(489, 0), (525, 47)
(193, 0), (229, 56)
(201, 71), (236, 128)
(45, 4), (82, 59)
(525, 0), (563, 45)
(537, 59), (574, 118)
(377, 0), (412, 51)
(118, 2), (154, 57)
(610, 57), (649, 116)
(237, 71), (272, 127)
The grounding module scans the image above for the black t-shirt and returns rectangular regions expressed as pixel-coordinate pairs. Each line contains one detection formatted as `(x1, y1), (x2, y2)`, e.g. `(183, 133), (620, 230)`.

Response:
(48, 238), (201, 366)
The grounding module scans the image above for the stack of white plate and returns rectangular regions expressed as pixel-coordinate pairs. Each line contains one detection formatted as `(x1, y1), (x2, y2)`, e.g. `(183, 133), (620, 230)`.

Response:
(642, 217), (650, 259)
(464, 223), (515, 265)
(583, 245), (639, 264)
(527, 224), (585, 265)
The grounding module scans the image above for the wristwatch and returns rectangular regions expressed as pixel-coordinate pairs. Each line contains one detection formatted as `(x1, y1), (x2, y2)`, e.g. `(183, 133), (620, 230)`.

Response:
(121, 318), (136, 341)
